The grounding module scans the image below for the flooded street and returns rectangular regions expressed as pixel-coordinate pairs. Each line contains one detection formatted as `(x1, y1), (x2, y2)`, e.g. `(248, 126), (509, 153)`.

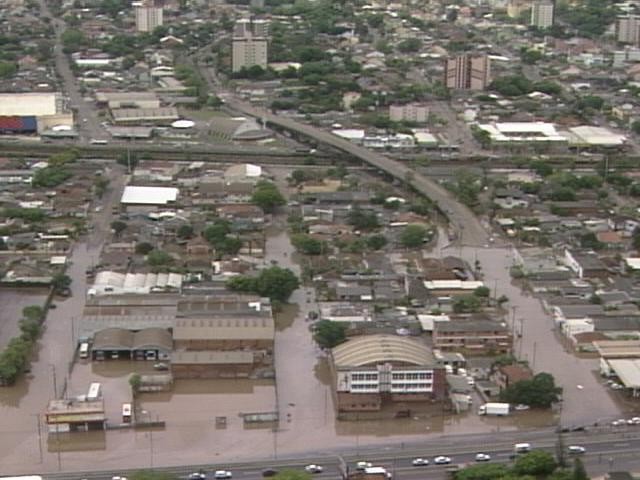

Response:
(433, 235), (622, 427)
(0, 167), (625, 475)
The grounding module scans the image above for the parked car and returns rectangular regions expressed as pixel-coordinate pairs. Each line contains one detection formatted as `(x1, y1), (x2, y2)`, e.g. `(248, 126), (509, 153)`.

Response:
(188, 473), (206, 480)
(475, 454), (491, 462)
(153, 363), (169, 371)
(214, 471), (232, 479)
(568, 446), (586, 454)
(434, 456), (452, 465)
(304, 465), (323, 474)
(514, 404), (530, 411)
(412, 458), (429, 466)
(356, 462), (373, 470)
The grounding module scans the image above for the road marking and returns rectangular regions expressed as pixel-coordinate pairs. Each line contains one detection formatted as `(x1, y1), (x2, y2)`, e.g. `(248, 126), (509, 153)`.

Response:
(613, 443), (630, 447)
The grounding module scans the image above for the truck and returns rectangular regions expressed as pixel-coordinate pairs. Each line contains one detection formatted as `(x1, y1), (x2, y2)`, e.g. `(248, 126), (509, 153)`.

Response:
(478, 402), (510, 416)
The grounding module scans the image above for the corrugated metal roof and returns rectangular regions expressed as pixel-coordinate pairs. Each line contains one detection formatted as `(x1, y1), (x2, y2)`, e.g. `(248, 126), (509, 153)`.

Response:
(173, 316), (274, 341)
(331, 334), (434, 368)
(172, 350), (254, 364)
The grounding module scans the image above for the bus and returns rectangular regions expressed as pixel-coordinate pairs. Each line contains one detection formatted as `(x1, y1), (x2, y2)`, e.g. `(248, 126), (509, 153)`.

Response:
(79, 342), (89, 359)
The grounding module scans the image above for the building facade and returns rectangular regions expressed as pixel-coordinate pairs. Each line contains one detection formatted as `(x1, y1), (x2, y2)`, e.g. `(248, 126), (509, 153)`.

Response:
(330, 335), (446, 414)
(530, 1), (554, 28)
(617, 15), (640, 45)
(389, 104), (429, 123)
(232, 18), (269, 72)
(444, 54), (491, 91)
(433, 318), (512, 353)
(135, 6), (164, 33)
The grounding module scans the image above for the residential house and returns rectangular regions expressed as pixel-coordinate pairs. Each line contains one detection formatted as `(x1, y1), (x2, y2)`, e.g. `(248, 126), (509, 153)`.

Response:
(433, 316), (512, 353)
(490, 364), (532, 391)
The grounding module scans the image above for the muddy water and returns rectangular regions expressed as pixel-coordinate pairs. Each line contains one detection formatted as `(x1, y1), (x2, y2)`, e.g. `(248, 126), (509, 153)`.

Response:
(430, 235), (622, 427)
(0, 287), (49, 350)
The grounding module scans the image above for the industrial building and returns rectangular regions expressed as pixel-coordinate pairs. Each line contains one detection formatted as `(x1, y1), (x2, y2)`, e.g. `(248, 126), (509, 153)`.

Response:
(95, 91), (161, 109)
(111, 107), (179, 125)
(120, 185), (179, 206)
(88, 270), (183, 296)
(45, 398), (106, 432)
(329, 335), (446, 413)
(91, 327), (172, 360)
(0, 92), (73, 135)
(171, 351), (256, 379)
(432, 318), (512, 354)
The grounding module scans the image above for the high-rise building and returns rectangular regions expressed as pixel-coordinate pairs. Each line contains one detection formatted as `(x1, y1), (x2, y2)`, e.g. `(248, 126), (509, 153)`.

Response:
(617, 15), (640, 45)
(135, 6), (163, 33)
(232, 18), (269, 73)
(444, 54), (491, 91)
(530, 1), (554, 28)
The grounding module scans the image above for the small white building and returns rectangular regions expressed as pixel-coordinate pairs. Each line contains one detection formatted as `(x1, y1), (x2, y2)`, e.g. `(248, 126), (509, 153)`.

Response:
(120, 186), (179, 206)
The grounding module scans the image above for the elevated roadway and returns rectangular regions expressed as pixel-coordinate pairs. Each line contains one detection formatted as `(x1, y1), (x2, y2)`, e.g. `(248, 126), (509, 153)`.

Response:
(222, 98), (489, 246)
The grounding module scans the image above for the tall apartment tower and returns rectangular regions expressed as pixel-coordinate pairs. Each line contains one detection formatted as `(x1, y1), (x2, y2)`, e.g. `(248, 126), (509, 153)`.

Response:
(530, 1), (554, 28)
(135, 6), (163, 33)
(232, 18), (269, 73)
(444, 54), (491, 91)
(617, 15), (640, 45)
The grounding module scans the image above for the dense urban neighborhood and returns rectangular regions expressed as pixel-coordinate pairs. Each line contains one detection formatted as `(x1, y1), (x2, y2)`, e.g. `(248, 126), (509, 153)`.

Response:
(6, 0), (640, 479)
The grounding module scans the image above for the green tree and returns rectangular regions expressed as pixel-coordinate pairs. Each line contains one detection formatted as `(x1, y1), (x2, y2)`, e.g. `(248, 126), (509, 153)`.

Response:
(177, 224), (194, 239)
(273, 471), (312, 480)
(111, 220), (127, 236)
(227, 266), (300, 303)
(530, 160), (554, 177)
(579, 232), (603, 250)
(452, 294), (482, 313)
(22, 306), (44, 322)
(513, 451), (557, 476)
(313, 320), (348, 348)
(474, 286), (491, 297)
(0, 61), (17, 78)
(572, 458), (588, 480)
(51, 273), (71, 294)
(146, 250), (174, 267)
(291, 234), (324, 255)
(347, 208), (379, 230)
(632, 120), (640, 135)
(550, 470), (573, 480)
(366, 234), (387, 250)
(397, 38), (421, 52)
(32, 166), (72, 187)
(129, 373), (142, 395)
(455, 463), (509, 480)
(400, 224), (428, 248)
(251, 181), (286, 213)
(520, 48), (543, 64)
(19, 318), (41, 341)
(500, 372), (562, 408)
(135, 242), (154, 255)
(61, 28), (86, 51)
(129, 472), (176, 480)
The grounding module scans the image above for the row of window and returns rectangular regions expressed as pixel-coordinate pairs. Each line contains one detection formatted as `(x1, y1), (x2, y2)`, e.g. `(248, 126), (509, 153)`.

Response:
(351, 384), (379, 391)
(351, 373), (378, 381)
(391, 372), (432, 380)
(391, 384), (432, 392)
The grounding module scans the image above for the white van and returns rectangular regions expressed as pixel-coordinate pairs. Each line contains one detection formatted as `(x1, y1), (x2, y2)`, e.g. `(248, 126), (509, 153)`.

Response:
(514, 443), (532, 453)
(79, 342), (89, 359)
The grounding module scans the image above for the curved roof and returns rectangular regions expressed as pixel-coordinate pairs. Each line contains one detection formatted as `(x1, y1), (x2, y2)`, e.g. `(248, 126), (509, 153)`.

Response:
(331, 334), (434, 368)
(133, 328), (172, 351)
(93, 327), (133, 350)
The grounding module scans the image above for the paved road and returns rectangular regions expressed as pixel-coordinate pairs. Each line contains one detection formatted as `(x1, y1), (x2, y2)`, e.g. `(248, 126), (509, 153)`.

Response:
(35, 0), (105, 142)
(38, 428), (640, 480)
(220, 97), (488, 247)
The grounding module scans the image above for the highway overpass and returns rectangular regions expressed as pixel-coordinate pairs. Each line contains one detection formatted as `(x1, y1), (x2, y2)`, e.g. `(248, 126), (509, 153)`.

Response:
(223, 98), (489, 246)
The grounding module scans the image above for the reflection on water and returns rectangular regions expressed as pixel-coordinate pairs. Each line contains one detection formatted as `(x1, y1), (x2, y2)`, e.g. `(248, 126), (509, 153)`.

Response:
(275, 304), (299, 331)
(313, 357), (332, 385)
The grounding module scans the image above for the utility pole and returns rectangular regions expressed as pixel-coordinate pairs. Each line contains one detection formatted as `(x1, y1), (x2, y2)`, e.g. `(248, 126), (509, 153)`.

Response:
(50, 364), (57, 399)
(33, 414), (43, 463)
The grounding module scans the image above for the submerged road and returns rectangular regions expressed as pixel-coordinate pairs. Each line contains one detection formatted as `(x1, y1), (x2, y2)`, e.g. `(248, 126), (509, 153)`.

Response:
(221, 98), (488, 247)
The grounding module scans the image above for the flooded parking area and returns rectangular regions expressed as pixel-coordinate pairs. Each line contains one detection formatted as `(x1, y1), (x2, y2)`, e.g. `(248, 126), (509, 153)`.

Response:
(0, 287), (48, 349)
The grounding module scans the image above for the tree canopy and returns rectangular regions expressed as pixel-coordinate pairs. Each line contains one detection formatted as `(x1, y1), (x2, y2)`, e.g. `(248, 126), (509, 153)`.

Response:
(226, 266), (300, 303)
(400, 224), (429, 248)
(251, 181), (286, 213)
(500, 372), (562, 408)
(313, 320), (348, 348)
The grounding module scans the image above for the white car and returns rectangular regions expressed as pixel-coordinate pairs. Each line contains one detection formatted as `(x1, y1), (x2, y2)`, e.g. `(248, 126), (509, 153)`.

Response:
(305, 465), (323, 474)
(475, 453), (491, 462)
(189, 474), (206, 480)
(433, 456), (452, 465)
(568, 446), (586, 454)
(356, 462), (373, 470)
(214, 471), (232, 479)
(629, 417), (640, 425)
(112, 477), (128, 480)
(412, 458), (430, 466)
(612, 419), (627, 426)
(514, 404), (530, 411)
